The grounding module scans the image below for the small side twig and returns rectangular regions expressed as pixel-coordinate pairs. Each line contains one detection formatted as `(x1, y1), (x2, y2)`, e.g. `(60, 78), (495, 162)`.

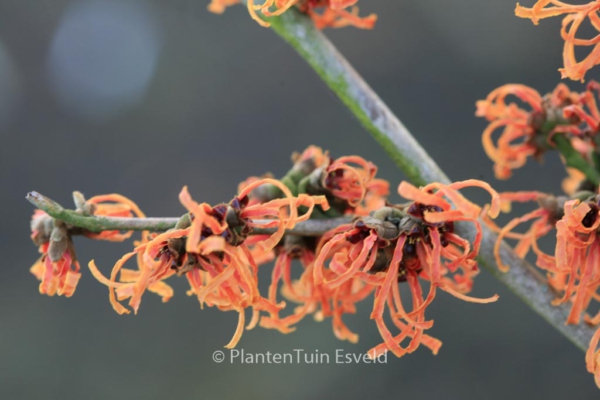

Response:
(26, 191), (353, 237)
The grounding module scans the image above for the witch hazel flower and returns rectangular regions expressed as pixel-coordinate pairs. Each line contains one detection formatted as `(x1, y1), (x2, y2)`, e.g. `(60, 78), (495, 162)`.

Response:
(554, 196), (600, 324)
(259, 195), (384, 341)
(184, 179), (329, 346)
(207, 0), (376, 29)
(29, 193), (146, 297)
(243, 146), (389, 218)
(241, 149), (387, 337)
(476, 84), (548, 179)
(490, 186), (600, 387)
(490, 191), (566, 273)
(80, 193), (147, 242)
(296, 149), (390, 216)
(259, 226), (381, 343)
(297, 0), (377, 30)
(89, 178), (329, 348)
(477, 82), (600, 179)
(313, 179), (500, 358)
(548, 197), (600, 387)
(258, 235), (322, 334)
(562, 167), (592, 196)
(320, 155), (380, 207)
(490, 191), (600, 280)
(30, 211), (80, 297)
(515, 0), (600, 81)
(88, 230), (181, 315)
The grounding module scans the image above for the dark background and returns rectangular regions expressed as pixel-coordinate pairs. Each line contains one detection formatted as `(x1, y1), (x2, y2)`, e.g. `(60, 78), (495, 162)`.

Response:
(1, 0), (597, 398)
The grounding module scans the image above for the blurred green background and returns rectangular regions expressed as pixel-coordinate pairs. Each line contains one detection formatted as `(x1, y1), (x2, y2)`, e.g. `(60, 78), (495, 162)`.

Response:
(1, 0), (598, 398)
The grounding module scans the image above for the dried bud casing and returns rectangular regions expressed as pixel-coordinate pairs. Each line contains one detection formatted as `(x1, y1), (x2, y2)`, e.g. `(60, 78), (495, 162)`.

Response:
(48, 239), (68, 263)
(30, 213), (54, 246)
(73, 191), (98, 216)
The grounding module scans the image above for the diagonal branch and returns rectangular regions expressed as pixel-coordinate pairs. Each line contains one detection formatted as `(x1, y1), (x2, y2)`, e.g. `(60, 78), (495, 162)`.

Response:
(262, 7), (595, 351)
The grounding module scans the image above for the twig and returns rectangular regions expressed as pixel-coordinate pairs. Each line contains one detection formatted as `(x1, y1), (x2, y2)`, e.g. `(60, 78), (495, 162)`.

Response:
(26, 191), (353, 237)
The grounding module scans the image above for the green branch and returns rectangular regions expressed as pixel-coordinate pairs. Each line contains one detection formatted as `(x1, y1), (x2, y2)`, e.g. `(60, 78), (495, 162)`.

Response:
(553, 135), (600, 186)
(262, 7), (595, 351)
(27, 191), (178, 232)
(267, 16), (434, 187)
(26, 191), (353, 237)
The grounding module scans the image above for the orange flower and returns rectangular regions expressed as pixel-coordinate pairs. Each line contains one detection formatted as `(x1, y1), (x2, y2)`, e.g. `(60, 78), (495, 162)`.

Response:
(30, 241), (81, 297)
(354, 177), (389, 216)
(490, 188), (600, 387)
(88, 230), (180, 315)
(563, 167), (585, 196)
(553, 198), (600, 324)
(183, 180), (330, 347)
(321, 155), (379, 207)
(516, 0), (600, 81)
(208, 0), (376, 29)
(29, 194), (146, 297)
(476, 83), (598, 179)
(89, 178), (329, 348)
(292, 144), (328, 167)
(588, 328), (600, 388)
(549, 196), (600, 387)
(313, 180), (500, 358)
(292, 152), (389, 216)
(476, 84), (544, 179)
(491, 191), (600, 318)
(238, 146), (328, 206)
(208, 0), (240, 14)
(84, 193), (146, 241)
(492, 191), (563, 273)
(561, 166), (598, 196)
(258, 236), (321, 334)
(184, 235), (284, 348)
(29, 210), (81, 297)
(259, 226), (379, 342)
(240, 148), (387, 217)
(299, 0), (377, 30)
(261, 225), (389, 342)
(244, 234), (277, 265)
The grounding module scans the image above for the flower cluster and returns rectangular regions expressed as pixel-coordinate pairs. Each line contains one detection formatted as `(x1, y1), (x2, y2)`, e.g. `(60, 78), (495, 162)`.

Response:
(474, 50), (600, 383)
(476, 82), (600, 180)
(84, 147), (390, 347)
(207, 0), (376, 29)
(475, 70), (600, 386)
(29, 146), (500, 358)
(515, 0), (600, 81)
(306, 179), (500, 357)
(88, 177), (329, 347)
(491, 186), (600, 385)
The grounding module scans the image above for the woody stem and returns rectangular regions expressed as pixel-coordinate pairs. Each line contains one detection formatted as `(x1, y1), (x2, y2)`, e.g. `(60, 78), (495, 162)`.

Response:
(262, 7), (595, 351)
(26, 191), (353, 236)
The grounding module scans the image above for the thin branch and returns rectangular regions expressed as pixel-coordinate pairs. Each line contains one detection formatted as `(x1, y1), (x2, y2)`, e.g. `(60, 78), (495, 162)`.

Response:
(263, 8), (595, 351)
(26, 191), (353, 237)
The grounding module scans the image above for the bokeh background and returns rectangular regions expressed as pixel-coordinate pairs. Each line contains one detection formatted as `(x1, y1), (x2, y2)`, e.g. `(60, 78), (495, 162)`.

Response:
(1, 0), (597, 398)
